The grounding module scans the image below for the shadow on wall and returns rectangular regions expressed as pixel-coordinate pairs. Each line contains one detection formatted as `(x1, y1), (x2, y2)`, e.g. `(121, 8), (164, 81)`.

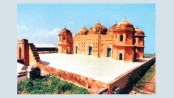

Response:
(41, 61), (50, 65)
(120, 60), (155, 94)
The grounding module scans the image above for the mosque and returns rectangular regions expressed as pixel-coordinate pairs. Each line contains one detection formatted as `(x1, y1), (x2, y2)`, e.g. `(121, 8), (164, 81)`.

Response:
(58, 20), (145, 62)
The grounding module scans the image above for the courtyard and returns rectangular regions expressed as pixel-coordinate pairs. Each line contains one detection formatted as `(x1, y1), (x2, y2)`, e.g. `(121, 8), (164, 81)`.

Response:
(39, 53), (150, 84)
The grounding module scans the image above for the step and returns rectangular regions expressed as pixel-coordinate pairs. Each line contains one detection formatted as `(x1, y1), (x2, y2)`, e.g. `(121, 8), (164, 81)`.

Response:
(35, 56), (40, 60)
(31, 48), (37, 50)
(32, 51), (39, 54)
(33, 54), (39, 56)
(36, 59), (41, 62)
(21, 66), (28, 70)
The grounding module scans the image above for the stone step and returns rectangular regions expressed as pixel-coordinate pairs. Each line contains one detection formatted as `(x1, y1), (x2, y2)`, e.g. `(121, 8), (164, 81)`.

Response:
(35, 56), (40, 60)
(35, 59), (41, 62)
(21, 66), (28, 70)
(17, 70), (27, 77)
(32, 51), (38, 54)
(33, 54), (39, 56)
(31, 48), (37, 51)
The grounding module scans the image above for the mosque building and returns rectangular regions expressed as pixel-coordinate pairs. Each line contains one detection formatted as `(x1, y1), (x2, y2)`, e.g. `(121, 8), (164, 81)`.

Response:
(58, 20), (145, 62)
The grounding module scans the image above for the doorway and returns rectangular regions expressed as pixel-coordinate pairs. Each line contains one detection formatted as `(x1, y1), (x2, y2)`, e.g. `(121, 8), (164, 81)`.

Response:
(88, 46), (92, 55)
(75, 46), (78, 54)
(119, 53), (123, 60)
(107, 48), (111, 57)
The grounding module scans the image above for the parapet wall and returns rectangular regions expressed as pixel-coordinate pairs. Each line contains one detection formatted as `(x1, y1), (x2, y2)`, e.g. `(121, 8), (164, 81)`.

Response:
(36, 62), (107, 93)
(107, 57), (156, 94)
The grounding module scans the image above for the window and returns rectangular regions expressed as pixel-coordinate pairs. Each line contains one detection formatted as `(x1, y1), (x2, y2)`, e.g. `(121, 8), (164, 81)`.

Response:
(120, 35), (123, 41)
(63, 37), (65, 40)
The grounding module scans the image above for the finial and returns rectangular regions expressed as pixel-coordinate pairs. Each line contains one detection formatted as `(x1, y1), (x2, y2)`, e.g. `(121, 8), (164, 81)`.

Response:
(115, 20), (117, 24)
(84, 25), (86, 28)
(64, 26), (66, 29)
(98, 20), (100, 23)
(124, 16), (127, 20)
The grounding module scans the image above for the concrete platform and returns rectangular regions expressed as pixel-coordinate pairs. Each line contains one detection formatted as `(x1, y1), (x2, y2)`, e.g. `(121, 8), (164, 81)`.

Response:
(39, 53), (150, 84)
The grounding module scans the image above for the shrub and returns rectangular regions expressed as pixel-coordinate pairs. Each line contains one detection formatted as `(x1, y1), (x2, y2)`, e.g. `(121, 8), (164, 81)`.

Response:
(17, 75), (88, 94)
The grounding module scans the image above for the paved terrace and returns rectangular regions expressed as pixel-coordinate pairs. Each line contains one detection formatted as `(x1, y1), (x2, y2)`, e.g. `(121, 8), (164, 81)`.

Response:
(39, 53), (150, 84)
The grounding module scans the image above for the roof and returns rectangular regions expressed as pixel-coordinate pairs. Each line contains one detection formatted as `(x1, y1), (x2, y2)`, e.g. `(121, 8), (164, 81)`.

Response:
(88, 22), (107, 35)
(77, 27), (88, 35)
(40, 53), (150, 83)
(34, 44), (57, 48)
(116, 20), (135, 31)
(59, 28), (72, 35)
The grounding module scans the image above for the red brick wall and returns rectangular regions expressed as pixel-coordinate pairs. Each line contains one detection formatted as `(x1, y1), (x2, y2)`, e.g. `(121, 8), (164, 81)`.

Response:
(107, 57), (155, 94)
(36, 62), (107, 93)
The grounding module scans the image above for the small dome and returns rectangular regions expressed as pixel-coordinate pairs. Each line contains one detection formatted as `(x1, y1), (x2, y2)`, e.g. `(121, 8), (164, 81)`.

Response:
(116, 20), (135, 31)
(59, 28), (72, 35)
(107, 23), (118, 34)
(77, 27), (88, 35)
(135, 28), (144, 33)
(88, 22), (107, 35)
(135, 28), (145, 36)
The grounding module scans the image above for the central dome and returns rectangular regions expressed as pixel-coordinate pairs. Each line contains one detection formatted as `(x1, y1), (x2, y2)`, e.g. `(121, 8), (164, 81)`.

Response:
(77, 27), (88, 35)
(88, 22), (107, 35)
(107, 23), (118, 35)
(116, 20), (135, 31)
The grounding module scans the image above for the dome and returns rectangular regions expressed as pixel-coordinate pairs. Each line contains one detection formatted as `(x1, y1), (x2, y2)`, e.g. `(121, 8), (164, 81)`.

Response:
(59, 28), (72, 35)
(88, 22), (107, 35)
(107, 23), (118, 34)
(116, 20), (135, 31)
(135, 28), (144, 34)
(76, 27), (88, 35)
(135, 28), (145, 36)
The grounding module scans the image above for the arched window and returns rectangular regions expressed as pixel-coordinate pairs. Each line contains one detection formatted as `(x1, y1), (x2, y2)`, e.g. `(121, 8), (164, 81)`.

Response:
(120, 35), (123, 41)
(63, 37), (65, 40)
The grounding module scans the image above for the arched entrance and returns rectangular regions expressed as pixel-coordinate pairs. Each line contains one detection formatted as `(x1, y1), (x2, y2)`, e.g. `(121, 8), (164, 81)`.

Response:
(66, 47), (70, 54)
(75, 46), (78, 54)
(106, 47), (112, 57)
(87, 45), (92, 55)
(119, 53), (123, 60)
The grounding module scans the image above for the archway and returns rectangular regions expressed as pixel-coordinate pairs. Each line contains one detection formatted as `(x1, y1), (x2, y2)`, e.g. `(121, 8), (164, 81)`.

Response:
(106, 47), (111, 57)
(119, 53), (123, 60)
(87, 45), (92, 55)
(75, 46), (78, 54)
(66, 47), (70, 54)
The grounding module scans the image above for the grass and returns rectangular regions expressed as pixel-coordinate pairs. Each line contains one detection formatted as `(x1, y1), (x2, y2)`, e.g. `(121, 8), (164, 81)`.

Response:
(132, 63), (156, 94)
(144, 53), (155, 58)
(17, 75), (89, 94)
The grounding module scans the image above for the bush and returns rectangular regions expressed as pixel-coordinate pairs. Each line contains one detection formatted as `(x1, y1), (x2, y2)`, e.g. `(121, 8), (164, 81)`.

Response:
(17, 75), (88, 94)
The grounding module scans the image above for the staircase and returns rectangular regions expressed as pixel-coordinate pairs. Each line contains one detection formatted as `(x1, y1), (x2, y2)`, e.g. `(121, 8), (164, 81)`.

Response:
(29, 43), (41, 63)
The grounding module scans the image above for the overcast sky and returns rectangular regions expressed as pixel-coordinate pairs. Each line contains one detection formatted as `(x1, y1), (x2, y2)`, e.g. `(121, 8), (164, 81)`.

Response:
(17, 4), (155, 53)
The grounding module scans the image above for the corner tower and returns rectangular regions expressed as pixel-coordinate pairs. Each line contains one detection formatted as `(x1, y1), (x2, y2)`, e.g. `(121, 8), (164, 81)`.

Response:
(134, 28), (145, 59)
(58, 28), (73, 54)
(113, 20), (136, 62)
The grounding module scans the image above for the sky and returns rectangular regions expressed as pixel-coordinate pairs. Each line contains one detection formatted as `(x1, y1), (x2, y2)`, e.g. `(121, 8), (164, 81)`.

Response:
(17, 4), (155, 54)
